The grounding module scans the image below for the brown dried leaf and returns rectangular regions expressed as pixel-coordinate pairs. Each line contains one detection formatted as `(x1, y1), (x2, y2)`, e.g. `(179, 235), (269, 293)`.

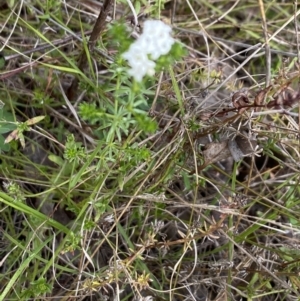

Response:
(203, 141), (231, 164)
(198, 112), (212, 121)
(4, 129), (19, 144)
(254, 85), (272, 107)
(267, 88), (300, 109)
(232, 90), (249, 109)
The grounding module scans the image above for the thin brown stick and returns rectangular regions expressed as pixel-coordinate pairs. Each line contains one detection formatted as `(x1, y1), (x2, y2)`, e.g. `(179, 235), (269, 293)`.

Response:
(67, 0), (114, 101)
(258, 0), (271, 86)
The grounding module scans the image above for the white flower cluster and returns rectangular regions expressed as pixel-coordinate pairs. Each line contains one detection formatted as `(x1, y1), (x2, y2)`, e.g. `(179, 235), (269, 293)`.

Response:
(122, 20), (175, 82)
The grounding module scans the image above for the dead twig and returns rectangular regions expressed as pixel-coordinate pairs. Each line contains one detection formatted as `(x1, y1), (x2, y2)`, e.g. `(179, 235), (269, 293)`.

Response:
(67, 0), (114, 101)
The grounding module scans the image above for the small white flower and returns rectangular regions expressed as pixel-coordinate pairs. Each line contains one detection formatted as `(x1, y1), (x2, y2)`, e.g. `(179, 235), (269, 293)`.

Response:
(151, 37), (174, 59)
(122, 20), (174, 81)
(122, 43), (148, 65)
(143, 20), (172, 37)
(127, 59), (156, 82)
(123, 48), (156, 81)
(136, 35), (156, 56)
